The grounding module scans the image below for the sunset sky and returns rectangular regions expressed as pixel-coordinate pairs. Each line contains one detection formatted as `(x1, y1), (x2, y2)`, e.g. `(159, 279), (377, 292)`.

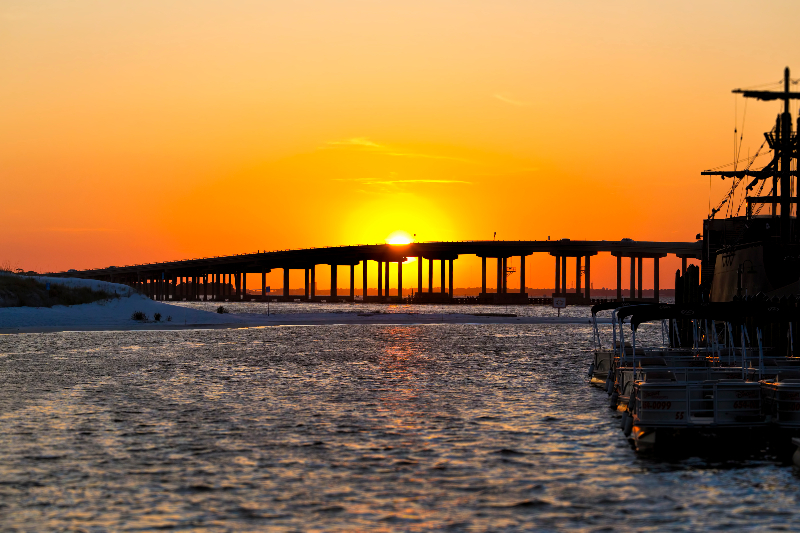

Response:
(3, 1), (800, 290)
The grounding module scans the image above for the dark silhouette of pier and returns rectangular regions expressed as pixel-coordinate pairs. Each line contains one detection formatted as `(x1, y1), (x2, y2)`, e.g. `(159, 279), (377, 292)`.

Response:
(51, 240), (700, 304)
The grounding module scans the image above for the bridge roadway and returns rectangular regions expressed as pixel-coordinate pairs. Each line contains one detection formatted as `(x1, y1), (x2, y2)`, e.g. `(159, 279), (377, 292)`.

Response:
(51, 239), (702, 304)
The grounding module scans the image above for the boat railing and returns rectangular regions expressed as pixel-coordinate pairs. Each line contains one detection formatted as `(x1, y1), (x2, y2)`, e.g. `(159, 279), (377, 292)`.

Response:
(760, 378), (800, 426)
(633, 380), (763, 427)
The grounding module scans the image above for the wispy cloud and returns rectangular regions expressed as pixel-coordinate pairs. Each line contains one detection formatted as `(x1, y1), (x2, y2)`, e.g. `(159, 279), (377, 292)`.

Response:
(323, 137), (471, 163)
(493, 93), (531, 107)
(382, 152), (470, 162)
(44, 227), (113, 233)
(325, 137), (383, 148)
(367, 179), (470, 185)
(332, 177), (470, 186)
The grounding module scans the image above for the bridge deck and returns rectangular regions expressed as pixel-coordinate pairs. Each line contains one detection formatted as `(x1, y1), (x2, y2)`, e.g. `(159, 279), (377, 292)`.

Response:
(50, 240), (700, 278)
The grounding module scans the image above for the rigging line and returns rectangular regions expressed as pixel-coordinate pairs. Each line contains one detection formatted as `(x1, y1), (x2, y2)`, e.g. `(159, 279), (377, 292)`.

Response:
(704, 151), (767, 172)
(740, 79), (782, 90)
(733, 139), (769, 216)
(753, 180), (769, 217)
(734, 95), (738, 171)
(737, 99), (748, 166)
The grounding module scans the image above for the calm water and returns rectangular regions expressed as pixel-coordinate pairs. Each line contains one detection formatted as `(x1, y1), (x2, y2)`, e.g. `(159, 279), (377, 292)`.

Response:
(171, 301), (604, 318)
(1, 322), (799, 531)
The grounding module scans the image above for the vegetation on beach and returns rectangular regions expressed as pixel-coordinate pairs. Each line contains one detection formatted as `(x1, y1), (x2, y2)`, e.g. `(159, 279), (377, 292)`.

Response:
(0, 274), (122, 308)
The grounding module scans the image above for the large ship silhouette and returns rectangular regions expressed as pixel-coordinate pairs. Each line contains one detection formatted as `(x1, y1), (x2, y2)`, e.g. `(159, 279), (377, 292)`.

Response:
(702, 68), (800, 301)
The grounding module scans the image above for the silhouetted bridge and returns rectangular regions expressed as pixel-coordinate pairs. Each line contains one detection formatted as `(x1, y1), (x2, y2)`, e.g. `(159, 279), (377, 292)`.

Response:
(51, 240), (701, 304)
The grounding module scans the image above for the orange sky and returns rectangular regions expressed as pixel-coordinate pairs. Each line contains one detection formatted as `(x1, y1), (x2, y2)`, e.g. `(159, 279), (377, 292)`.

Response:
(3, 1), (800, 290)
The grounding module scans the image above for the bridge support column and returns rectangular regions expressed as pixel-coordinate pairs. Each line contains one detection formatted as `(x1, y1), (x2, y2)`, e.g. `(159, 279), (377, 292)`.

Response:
(384, 261), (389, 301)
(482, 257), (487, 294)
(243, 274), (247, 300)
(417, 257), (423, 297)
(561, 256), (567, 297)
(311, 266), (316, 299)
(585, 256), (591, 301)
(616, 256), (622, 300)
(629, 257), (635, 300)
(502, 258), (508, 293)
(283, 268), (290, 299)
(555, 255), (560, 296)
(350, 265), (355, 301)
(331, 264), (338, 298)
(496, 258), (502, 294)
(235, 273), (241, 300)
(362, 261), (367, 301)
(261, 272), (266, 299)
(682, 257), (687, 275)
(440, 260), (446, 294)
(428, 259), (433, 293)
(653, 257), (660, 303)
(304, 269), (310, 300)
(448, 259), (453, 298)
(576, 257), (581, 299)
(203, 275), (207, 301)
(637, 257), (643, 299)
(520, 255), (526, 295)
(398, 261), (403, 299)
(378, 261), (383, 299)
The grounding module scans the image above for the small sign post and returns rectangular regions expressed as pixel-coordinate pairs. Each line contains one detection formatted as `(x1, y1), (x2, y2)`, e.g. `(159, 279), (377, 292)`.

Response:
(553, 296), (567, 317)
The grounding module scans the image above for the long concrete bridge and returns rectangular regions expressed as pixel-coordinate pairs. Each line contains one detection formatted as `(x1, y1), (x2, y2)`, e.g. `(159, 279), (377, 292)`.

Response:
(51, 239), (702, 304)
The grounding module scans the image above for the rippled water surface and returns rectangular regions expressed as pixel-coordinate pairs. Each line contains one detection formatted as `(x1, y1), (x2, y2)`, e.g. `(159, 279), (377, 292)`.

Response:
(1, 323), (799, 531)
(172, 301), (602, 318)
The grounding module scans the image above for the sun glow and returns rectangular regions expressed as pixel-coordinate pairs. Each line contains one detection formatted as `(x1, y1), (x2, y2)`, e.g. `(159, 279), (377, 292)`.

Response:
(386, 231), (413, 245)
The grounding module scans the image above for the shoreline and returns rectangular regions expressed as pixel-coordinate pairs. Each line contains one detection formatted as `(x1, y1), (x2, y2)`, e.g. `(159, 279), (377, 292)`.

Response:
(0, 313), (608, 334)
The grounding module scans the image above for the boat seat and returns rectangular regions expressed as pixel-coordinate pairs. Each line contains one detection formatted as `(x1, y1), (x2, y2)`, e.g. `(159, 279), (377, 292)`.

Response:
(636, 357), (667, 367)
(642, 371), (676, 381)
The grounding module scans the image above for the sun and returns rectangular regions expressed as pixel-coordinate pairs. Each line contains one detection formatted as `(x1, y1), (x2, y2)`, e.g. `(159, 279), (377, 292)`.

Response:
(385, 230), (414, 245)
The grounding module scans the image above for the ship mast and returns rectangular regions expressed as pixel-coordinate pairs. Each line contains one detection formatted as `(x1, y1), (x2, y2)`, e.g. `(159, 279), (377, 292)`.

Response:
(702, 67), (800, 242)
